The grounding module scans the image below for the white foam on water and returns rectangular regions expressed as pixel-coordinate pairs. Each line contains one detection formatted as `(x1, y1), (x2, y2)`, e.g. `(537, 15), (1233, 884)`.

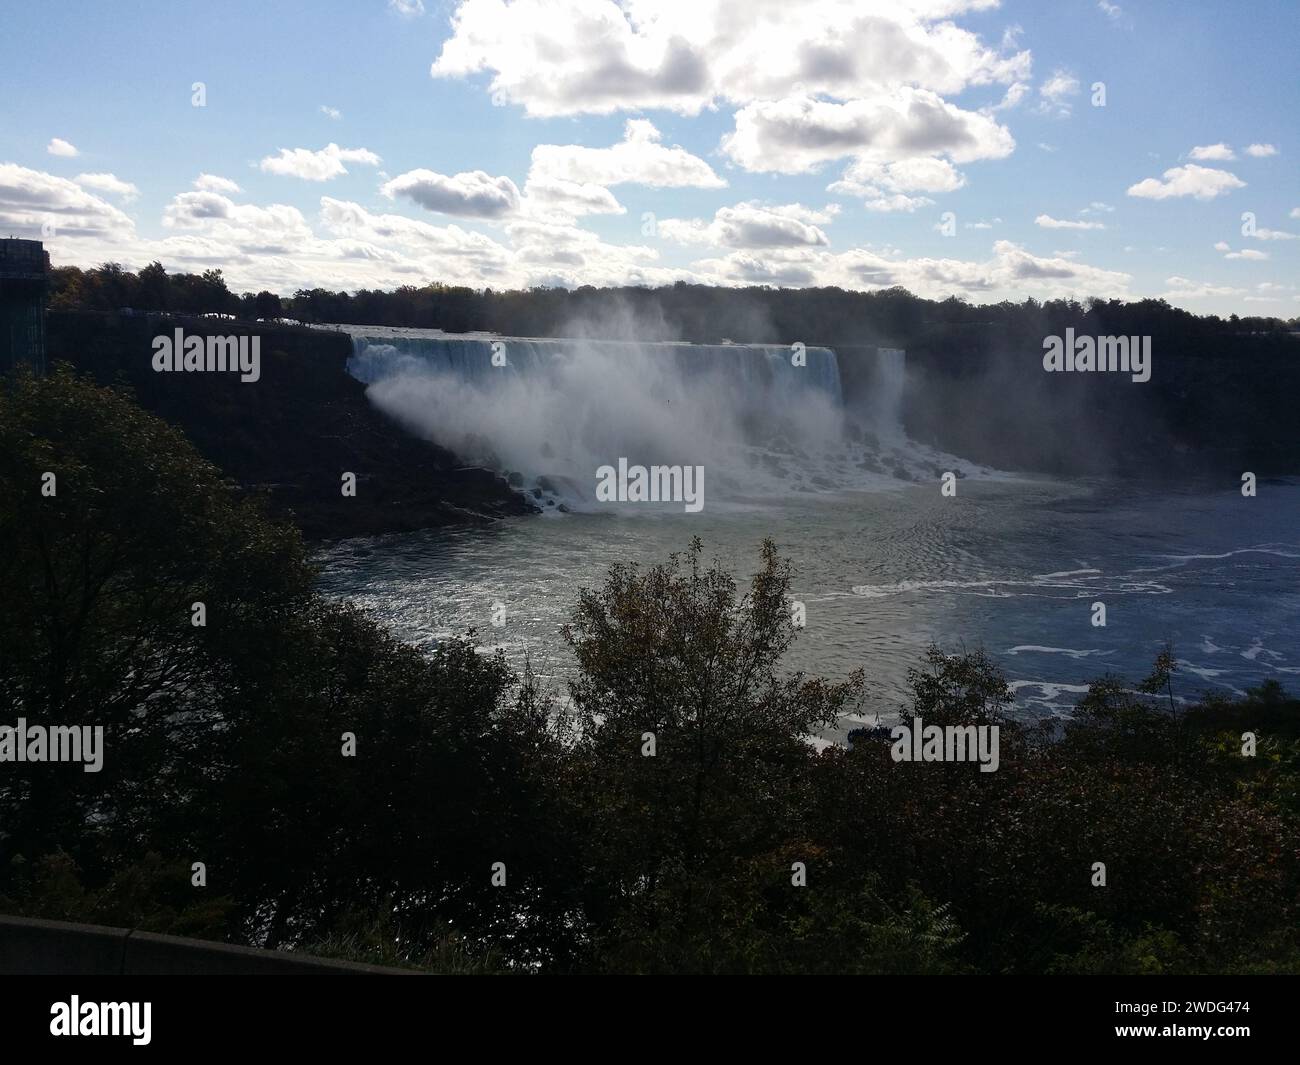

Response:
(1132, 544), (1300, 572)
(1005, 645), (1115, 659)
(851, 571), (1173, 600)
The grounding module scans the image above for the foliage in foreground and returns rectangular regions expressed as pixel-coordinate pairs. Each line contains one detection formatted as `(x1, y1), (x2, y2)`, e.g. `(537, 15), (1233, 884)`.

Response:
(2, 371), (1298, 973)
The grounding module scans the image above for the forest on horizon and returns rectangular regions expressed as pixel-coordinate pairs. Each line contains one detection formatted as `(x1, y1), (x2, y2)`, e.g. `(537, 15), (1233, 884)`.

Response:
(46, 260), (1300, 346)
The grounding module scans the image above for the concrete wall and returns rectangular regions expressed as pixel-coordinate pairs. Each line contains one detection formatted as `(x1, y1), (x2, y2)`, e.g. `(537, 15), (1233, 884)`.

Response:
(0, 915), (412, 975)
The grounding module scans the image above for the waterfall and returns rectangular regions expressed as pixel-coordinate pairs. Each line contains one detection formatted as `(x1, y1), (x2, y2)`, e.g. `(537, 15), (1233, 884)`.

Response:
(869, 348), (907, 443)
(348, 334), (843, 406)
(339, 327), (965, 509)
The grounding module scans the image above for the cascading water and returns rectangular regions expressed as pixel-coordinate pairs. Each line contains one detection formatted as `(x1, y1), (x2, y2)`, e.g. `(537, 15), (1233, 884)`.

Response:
(349, 333), (844, 403)
(341, 326), (986, 510)
(866, 348), (907, 443)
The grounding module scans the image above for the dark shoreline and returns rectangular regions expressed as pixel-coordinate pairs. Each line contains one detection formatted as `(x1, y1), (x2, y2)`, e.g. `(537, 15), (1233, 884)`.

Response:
(45, 310), (536, 540)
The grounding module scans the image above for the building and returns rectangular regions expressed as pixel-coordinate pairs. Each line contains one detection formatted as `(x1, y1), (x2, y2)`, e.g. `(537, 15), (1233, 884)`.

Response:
(0, 238), (51, 375)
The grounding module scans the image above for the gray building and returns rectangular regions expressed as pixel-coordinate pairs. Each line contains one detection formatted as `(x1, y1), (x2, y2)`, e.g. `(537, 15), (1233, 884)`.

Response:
(0, 238), (51, 375)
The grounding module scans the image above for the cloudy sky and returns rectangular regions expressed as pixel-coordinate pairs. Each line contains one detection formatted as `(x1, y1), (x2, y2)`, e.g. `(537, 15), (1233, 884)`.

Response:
(1, 0), (1296, 314)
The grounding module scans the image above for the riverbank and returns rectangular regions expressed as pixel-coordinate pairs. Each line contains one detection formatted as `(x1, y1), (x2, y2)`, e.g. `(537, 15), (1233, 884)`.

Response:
(44, 310), (535, 539)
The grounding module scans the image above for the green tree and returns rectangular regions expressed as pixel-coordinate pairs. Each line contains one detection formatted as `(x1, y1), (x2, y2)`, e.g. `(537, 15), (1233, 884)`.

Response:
(563, 538), (863, 969)
(0, 367), (311, 863)
(0, 370), (569, 964)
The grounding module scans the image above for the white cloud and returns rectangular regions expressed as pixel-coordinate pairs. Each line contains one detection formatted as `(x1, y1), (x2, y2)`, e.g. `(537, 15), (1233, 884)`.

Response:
(9, 157), (1152, 302)
(2, 162), (670, 292)
(760, 202), (839, 224)
(431, 0), (1029, 119)
(0, 163), (134, 240)
(689, 250), (820, 287)
(165, 191), (236, 222)
(835, 156), (967, 194)
(1162, 276), (1245, 300)
(1126, 164), (1245, 201)
(722, 90), (1014, 174)
(194, 173), (242, 194)
(73, 172), (139, 202)
(1037, 70), (1080, 116)
(521, 175), (625, 218)
(1245, 143), (1278, 157)
(989, 82), (1030, 112)
(860, 192), (934, 213)
(828, 155), (964, 212)
(1188, 143), (1235, 161)
(258, 143), (381, 181)
(389, 0), (424, 15)
(1035, 214), (1105, 230)
(320, 197), (502, 255)
(658, 202), (832, 249)
(382, 168), (521, 218)
(1214, 241), (1278, 259)
(1249, 227), (1296, 241)
(320, 105), (343, 120)
(505, 215), (661, 283)
(689, 239), (1131, 301)
(163, 191), (316, 255)
(1098, 1), (1123, 20)
(529, 120), (725, 188)
(47, 138), (79, 158)
(317, 197), (515, 282)
(1080, 201), (1115, 215)
(1292, 207), (1300, 219)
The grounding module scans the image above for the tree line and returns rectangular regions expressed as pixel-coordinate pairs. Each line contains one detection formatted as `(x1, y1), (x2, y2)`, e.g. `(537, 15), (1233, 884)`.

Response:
(49, 261), (1299, 348)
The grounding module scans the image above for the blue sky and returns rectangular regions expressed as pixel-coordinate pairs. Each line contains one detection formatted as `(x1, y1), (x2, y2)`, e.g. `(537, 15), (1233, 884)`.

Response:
(1, 0), (1296, 314)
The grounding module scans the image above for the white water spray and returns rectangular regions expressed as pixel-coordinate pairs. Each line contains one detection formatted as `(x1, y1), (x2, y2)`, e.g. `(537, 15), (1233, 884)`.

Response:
(342, 327), (984, 510)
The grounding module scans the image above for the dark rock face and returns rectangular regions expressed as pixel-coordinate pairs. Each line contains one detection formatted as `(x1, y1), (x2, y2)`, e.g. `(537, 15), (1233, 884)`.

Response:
(889, 333), (1300, 478)
(45, 311), (537, 540)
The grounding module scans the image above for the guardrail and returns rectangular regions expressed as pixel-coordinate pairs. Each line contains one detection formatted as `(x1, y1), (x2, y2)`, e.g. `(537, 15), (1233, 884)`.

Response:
(0, 915), (413, 975)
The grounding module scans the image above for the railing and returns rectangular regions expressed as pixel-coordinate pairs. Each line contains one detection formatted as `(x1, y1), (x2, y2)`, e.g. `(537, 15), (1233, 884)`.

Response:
(0, 915), (412, 975)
